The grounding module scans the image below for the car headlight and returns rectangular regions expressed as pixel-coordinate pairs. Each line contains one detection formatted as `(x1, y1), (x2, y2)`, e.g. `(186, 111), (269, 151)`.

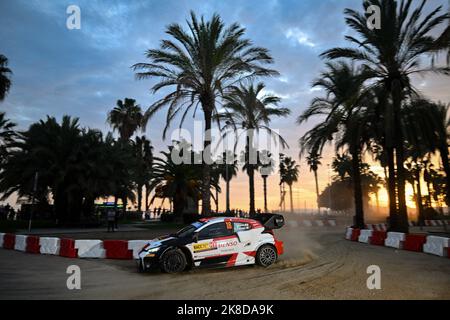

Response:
(147, 247), (160, 253)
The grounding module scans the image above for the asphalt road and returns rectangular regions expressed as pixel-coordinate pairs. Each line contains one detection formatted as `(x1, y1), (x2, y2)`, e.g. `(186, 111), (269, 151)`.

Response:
(0, 229), (449, 300)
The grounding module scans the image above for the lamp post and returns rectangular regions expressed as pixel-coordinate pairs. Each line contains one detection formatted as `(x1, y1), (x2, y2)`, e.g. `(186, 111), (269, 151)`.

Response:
(28, 172), (39, 232)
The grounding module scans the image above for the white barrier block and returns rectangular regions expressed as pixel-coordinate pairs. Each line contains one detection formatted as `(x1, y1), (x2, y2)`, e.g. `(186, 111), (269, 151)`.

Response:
(423, 236), (450, 257)
(358, 230), (373, 244)
(287, 221), (299, 228)
(303, 220), (312, 227)
(14, 235), (27, 251)
(328, 220), (337, 227)
(75, 240), (106, 258)
(39, 237), (60, 255)
(345, 227), (353, 240)
(128, 240), (151, 259)
(315, 220), (324, 227)
(0, 233), (5, 248)
(385, 232), (405, 249)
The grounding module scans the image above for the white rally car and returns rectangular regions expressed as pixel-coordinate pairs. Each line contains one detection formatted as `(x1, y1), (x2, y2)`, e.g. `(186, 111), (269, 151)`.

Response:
(138, 214), (285, 273)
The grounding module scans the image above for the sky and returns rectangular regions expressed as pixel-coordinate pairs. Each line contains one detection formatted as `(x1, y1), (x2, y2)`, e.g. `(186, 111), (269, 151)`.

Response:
(1, 0), (449, 212)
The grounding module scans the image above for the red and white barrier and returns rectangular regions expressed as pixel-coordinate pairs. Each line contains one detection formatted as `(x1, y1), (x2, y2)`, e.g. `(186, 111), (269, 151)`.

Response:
(39, 237), (60, 255)
(358, 230), (373, 244)
(423, 236), (450, 257)
(365, 224), (387, 231)
(403, 234), (427, 252)
(385, 232), (405, 249)
(345, 227), (353, 240)
(128, 240), (151, 259)
(59, 238), (77, 258)
(14, 235), (27, 252)
(103, 240), (133, 259)
(26, 236), (40, 253)
(75, 239), (106, 258)
(369, 231), (387, 246)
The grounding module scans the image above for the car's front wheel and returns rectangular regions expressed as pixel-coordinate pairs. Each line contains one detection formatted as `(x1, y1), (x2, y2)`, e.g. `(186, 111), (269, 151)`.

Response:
(160, 248), (187, 273)
(256, 245), (278, 267)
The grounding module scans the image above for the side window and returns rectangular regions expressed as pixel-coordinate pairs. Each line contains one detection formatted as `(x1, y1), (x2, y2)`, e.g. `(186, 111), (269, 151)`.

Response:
(198, 222), (233, 240)
(233, 222), (251, 233)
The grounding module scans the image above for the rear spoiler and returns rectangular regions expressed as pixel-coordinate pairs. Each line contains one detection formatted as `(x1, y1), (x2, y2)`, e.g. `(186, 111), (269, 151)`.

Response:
(252, 214), (285, 230)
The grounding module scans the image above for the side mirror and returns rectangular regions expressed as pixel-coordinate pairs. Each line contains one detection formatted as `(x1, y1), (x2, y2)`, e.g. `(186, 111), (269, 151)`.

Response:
(192, 233), (199, 243)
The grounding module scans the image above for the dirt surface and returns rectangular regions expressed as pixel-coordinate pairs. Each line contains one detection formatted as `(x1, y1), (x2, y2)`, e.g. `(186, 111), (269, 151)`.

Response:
(0, 226), (449, 300)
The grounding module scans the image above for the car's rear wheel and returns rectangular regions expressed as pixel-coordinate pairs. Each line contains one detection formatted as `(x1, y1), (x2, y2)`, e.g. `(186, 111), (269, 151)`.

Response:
(256, 245), (278, 267)
(160, 248), (187, 273)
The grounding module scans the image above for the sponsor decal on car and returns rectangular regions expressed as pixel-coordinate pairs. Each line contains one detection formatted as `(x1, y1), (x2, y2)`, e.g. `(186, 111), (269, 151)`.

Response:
(193, 242), (217, 253)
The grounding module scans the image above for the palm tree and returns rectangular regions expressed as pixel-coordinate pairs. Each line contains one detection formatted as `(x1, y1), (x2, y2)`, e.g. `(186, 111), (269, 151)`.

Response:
(298, 61), (368, 228)
(108, 98), (143, 142)
(306, 151), (322, 214)
(280, 156), (299, 213)
(321, 0), (450, 232)
(217, 151), (238, 214)
(132, 136), (153, 214)
(108, 98), (143, 211)
(259, 150), (275, 213)
(0, 55), (12, 101)
(0, 112), (16, 164)
(133, 12), (278, 215)
(217, 82), (290, 215)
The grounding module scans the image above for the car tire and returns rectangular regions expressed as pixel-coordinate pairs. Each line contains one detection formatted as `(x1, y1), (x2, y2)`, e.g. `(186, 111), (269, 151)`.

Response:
(137, 260), (146, 273)
(160, 248), (187, 274)
(256, 244), (278, 267)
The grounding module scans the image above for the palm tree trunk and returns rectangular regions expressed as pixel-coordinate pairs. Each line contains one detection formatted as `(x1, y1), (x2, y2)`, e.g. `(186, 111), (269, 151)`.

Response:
(415, 170), (425, 227)
(137, 184), (142, 214)
(387, 147), (398, 229)
(248, 167), (256, 215)
(226, 179), (230, 214)
(392, 80), (409, 233)
(201, 110), (212, 216)
(439, 145), (450, 204)
(350, 148), (365, 229)
(314, 169), (320, 214)
(289, 184), (294, 213)
(144, 184), (149, 212)
(263, 176), (268, 213)
(215, 188), (219, 213)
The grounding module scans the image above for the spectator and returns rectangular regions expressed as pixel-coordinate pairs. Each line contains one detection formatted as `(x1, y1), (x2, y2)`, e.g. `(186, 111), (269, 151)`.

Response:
(107, 209), (115, 232)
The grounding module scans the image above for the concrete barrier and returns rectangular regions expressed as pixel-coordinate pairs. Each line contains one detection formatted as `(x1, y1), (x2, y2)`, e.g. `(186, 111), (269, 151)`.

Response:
(358, 230), (373, 244)
(385, 232), (405, 249)
(0, 233), (4, 248)
(128, 240), (151, 259)
(14, 235), (27, 252)
(75, 240), (106, 258)
(423, 236), (450, 257)
(39, 237), (60, 255)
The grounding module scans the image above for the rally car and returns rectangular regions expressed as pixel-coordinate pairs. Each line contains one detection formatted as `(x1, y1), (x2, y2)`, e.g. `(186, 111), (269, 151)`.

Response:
(137, 214), (285, 273)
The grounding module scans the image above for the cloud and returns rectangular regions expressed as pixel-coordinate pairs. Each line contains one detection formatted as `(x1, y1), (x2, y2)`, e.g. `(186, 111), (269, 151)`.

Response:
(285, 28), (316, 47)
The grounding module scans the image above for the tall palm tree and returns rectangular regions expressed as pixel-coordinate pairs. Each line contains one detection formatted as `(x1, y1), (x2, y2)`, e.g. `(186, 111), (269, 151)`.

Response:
(0, 55), (12, 101)
(298, 61), (368, 228)
(133, 12), (278, 215)
(132, 136), (153, 214)
(0, 112), (16, 164)
(108, 98), (143, 212)
(217, 82), (290, 215)
(217, 151), (238, 214)
(321, 0), (450, 232)
(306, 151), (322, 214)
(259, 150), (275, 213)
(107, 98), (143, 142)
(280, 156), (299, 213)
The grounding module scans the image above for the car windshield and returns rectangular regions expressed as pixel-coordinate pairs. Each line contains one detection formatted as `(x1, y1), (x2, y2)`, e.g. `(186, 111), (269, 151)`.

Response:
(176, 221), (204, 238)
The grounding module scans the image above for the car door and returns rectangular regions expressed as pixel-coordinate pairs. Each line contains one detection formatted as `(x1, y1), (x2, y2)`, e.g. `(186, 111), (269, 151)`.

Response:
(189, 222), (238, 268)
(232, 221), (257, 266)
